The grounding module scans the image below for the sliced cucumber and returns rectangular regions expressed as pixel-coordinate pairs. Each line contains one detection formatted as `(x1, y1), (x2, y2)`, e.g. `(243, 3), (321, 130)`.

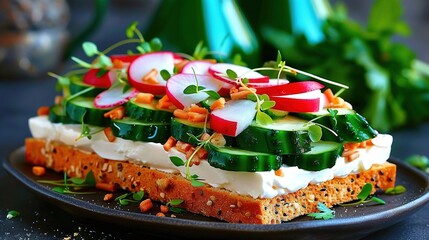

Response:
(111, 118), (170, 143)
(206, 144), (281, 172)
(171, 118), (235, 146)
(264, 109), (288, 119)
(281, 141), (343, 171)
(48, 105), (76, 124)
(236, 116), (311, 155)
(65, 97), (112, 126)
(69, 75), (105, 97)
(171, 118), (207, 145)
(125, 99), (173, 123)
(295, 109), (377, 142)
(200, 97), (216, 110)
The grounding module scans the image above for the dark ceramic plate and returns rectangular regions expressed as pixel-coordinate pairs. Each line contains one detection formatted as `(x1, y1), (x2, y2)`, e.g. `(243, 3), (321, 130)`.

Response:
(4, 146), (429, 240)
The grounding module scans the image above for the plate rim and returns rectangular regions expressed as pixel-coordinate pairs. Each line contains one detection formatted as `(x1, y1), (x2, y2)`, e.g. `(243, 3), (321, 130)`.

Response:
(3, 146), (429, 237)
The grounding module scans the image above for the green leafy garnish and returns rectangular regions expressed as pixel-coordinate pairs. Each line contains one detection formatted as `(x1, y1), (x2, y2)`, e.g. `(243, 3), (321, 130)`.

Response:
(341, 183), (385, 206)
(308, 124), (323, 142)
(307, 202), (335, 220)
(193, 41), (209, 60)
(166, 199), (186, 213)
(114, 191), (145, 206)
(183, 70), (220, 99)
(160, 69), (171, 81)
(169, 156), (185, 167)
(385, 185), (407, 195)
(6, 210), (20, 219)
(48, 72), (71, 99)
(38, 171), (96, 195)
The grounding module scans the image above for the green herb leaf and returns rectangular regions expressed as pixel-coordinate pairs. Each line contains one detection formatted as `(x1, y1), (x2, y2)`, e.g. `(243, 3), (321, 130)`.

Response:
(247, 94), (257, 102)
(97, 54), (113, 68)
(84, 170), (96, 186)
(183, 85), (205, 94)
(150, 38), (163, 52)
(126, 21), (138, 38)
(193, 41), (208, 60)
(71, 57), (93, 68)
(96, 68), (109, 78)
(167, 199), (184, 206)
(132, 191), (145, 201)
(308, 125), (323, 142)
(385, 185), (407, 195)
(256, 111), (273, 125)
(276, 50), (282, 65)
(260, 100), (276, 111)
(119, 198), (130, 206)
(170, 156), (185, 167)
(82, 42), (98, 57)
(307, 202), (335, 220)
(160, 69), (171, 81)
(357, 183), (373, 201)
(232, 53), (247, 66)
(115, 193), (130, 202)
(6, 210), (20, 219)
(370, 196), (386, 205)
(190, 178), (205, 187)
(52, 187), (66, 194)
(241, 77), (249, 84)
(226, 69), (238, 79)
(169, 207), (187, 213)
(203, 90), (221, 100)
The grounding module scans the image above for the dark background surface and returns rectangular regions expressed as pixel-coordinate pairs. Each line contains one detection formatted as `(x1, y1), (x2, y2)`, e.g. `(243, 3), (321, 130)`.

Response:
(1, 0), (429, 239)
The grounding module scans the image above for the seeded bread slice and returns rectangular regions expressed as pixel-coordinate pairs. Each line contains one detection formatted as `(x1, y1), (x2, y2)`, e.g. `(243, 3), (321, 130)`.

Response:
(25, 138), (396, 224)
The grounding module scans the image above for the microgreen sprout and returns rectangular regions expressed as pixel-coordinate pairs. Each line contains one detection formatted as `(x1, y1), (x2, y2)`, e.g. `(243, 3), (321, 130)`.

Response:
(114, 190), (145, 206)
(340, 183), (385, 206)
(385, 185), (407, 195)
(48, 72), (71, 98)
(38, 171), (96, 194)
(75, 111), (104, 141)
(182, 69), (221, 99)
(6, 210), (20, 219)
(166, 199), (186, 213)
(307, 202), (335, 220)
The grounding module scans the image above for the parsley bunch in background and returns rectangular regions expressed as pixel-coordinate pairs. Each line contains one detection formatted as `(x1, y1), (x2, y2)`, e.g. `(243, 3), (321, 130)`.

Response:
(263, 0), (429, 132)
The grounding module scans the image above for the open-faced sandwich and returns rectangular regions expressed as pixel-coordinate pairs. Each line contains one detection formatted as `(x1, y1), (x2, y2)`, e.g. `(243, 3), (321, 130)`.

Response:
(25, 31), (396, 224)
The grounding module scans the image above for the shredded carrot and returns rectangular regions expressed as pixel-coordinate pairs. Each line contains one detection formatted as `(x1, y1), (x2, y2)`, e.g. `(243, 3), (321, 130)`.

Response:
(196, 148), (208, 159)
(210, 97), (225, 111)
(135, 92), (155, 104)
(142, 68), (159, 84)
(275, 169), (284, 177)
(37, 106), (50, 116)
(103, 106), (126, 120)
(163, 136), (177, 151)
(189, 104), (209, 114)
(173, 109), (189, 119)
(103, 193), (114, 202)
(32, 166), (46, 176)
(104, 127), (116, 142)
(210, 133), (226, 147)
(156, 212), (166, 217)
(157, 95), (174, 109)
(187, 112), (207, 122)
(323, 88), (335, 103)
(229, 87), (239, 94)
(139, 199), (153, 212)
(160, 205), (169, 213)
(238, 87), (256, 92)
(230, 90), (252, 100)
(176, 141), (192, 153)
(95, 182), (116, 192)
(112, 59), (124, 69)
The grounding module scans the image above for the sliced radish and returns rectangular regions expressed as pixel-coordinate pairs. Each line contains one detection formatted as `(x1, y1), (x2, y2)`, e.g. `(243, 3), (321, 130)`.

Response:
(128, 52), (175, 95)
(209, 63), (269, 84)
(166, 73), (223, 109)
(94, 84), (138, 109)
(247, 79), (290, 88)
(254, 81), (324, 96)
(83, 69), (117, 88)
(210, 100), (257, 137)
(270, 90), (323, 113)
(181, 60), (215, 74)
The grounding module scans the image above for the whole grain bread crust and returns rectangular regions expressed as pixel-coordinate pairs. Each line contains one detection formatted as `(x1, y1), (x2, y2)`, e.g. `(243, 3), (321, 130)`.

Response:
(25, 138), (396, 224)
